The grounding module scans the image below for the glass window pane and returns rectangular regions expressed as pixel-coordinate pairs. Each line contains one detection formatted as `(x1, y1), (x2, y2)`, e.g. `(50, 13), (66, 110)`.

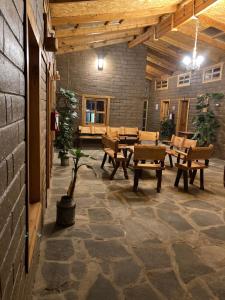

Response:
(96, 101), (105, 111)
(86, 100), (95, 110)
(95, 113), (104, 124)
(86, 112), (95, 123)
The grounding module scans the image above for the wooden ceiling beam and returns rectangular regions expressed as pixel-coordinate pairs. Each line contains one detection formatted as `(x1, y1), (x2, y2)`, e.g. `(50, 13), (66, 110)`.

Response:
(146, 54), (177, 72)
(58, 28), (143, 47)
(128, 27), (154, 48)
(147, 62), (173, 75)
(146, 64), (165, 76)
(50, 1), (177, 26)
(160, 35), (193, 51)
(144, 40), (182, 59)
(57, 36), (133, 54)
(155, 0), (219, 38)
(55, 17), (159, 38)
(198, 15), (225, 33)
(178, 26), (225, 52)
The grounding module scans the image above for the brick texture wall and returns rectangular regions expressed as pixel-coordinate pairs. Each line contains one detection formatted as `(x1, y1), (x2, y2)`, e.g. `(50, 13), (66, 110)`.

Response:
(147, 63), (225, 159)
(56, 43), (149, 128)
(0, 1), (52, 299)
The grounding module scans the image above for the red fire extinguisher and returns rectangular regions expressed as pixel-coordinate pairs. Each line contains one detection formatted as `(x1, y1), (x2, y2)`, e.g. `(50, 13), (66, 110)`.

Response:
(51, 110), (59, 131)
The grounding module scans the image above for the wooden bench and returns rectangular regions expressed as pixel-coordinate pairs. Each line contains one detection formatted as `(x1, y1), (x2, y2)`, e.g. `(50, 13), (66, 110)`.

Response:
(78, 125), (138, 144)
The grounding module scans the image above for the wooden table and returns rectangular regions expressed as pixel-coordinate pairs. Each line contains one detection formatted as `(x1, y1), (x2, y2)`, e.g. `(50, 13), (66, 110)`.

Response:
(178, 131), (194, 138)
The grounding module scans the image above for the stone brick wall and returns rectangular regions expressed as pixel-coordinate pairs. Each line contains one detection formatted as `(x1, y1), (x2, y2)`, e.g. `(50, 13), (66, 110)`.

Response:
(147, 63), (225, 159)
(56, 43), (149, 128)
(0, 1), (27, 299)
(0, 1), (52, 299)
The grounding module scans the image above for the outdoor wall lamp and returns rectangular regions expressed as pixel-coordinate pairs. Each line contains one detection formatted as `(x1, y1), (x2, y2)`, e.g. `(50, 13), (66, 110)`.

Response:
(97, 54), (104, 70)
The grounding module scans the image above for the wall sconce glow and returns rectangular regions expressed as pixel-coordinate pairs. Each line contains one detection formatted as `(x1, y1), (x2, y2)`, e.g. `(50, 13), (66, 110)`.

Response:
(98, 55), (104, 70)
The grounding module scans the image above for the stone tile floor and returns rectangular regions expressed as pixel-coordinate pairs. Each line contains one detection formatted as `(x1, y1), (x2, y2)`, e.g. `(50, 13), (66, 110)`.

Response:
(32, 150), (225, 300)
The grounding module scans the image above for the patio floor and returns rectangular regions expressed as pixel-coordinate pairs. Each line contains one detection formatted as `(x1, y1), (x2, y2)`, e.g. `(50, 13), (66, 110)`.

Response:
(32, 149), (225, 300)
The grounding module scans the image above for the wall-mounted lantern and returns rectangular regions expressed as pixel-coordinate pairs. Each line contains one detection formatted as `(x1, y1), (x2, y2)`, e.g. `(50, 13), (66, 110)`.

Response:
(97, 54), (104, 71)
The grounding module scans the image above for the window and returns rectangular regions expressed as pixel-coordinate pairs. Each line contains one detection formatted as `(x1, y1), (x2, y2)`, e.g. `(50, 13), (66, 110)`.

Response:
(155, 79), (168, 90)
(177, 72), (191, 87)
(142, 100), (148, 130)
(82, 95), (111, 126)
(203, 63), (223, 83)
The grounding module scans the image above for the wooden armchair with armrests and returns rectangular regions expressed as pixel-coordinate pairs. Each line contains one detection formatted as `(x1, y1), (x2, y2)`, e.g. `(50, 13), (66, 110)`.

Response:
(165, 135), (185, 167)
(133, 145), (166, 192)
(174, 144), (214, 191)
(126, 131), (159, 167)
(101, 135), (128, 180)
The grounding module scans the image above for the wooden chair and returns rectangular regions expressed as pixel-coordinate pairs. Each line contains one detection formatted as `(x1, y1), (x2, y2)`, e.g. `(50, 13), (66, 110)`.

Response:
(126, 131), (159, 167)
(138, 131), (159, 145)
(133, 145), (166, 192)
(174, 144), (214, 192)
(106, 127), (120, 139)
(176, 138), (198, 165)
(101, 135), (128, 180)
(166, 135), (185, 167)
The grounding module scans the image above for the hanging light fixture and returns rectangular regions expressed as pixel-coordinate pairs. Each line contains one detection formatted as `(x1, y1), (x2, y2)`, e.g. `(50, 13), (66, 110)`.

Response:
(182, 17), (204, 71)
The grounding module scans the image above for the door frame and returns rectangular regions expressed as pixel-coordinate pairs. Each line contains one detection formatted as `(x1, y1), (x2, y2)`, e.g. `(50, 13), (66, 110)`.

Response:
(160, 99), (170, 121)
(176, 98), (190, 134)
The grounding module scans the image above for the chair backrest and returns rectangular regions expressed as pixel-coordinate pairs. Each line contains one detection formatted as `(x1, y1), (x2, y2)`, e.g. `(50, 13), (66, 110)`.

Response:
(183, 138), (197, 149)
(79, 125), (92, 134)
(138, 131), (159, 142)
(171, 135), (185, 149)
(187, 144), (214, 161)
(92, 126), (106, 135)
(106, 127), (120, 139)
(102, 135), (119, 153)
(134, 145), (166, 161)
(124, 127), (139, 136)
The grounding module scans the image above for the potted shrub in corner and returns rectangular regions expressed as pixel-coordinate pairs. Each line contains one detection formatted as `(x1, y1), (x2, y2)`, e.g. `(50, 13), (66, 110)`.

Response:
(160, 116), (175, 140)
(55, 88), (79, 166)
(56, 149), (96, 226)
(192, 93), (224, 146)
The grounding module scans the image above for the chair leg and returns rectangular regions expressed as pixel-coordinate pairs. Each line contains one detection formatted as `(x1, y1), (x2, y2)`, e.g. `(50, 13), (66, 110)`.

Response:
(126, 151), (133, 167)
(200, 169), (204, 190)
(190, 170), (197, 184)
(133, 169), (140, 192)
(183, 170), (189, 192)
(108, 156), (112, 163)
(156, 170), (162, 193)
(110, 161), (120, 180)
(174, 169), (182, 187)
(122, 161), (128, 179)
(169, 155), (173, 168)
(111, 158), (115, 168)
(101, 153), (107, 169)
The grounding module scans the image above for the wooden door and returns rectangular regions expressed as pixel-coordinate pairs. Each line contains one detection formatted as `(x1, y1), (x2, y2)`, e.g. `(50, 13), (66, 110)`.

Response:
(160, 100), (170, 121)
(176, 99), (190, 133)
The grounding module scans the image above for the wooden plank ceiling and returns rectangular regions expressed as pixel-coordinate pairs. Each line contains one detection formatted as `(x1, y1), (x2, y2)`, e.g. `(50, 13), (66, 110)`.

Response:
(49, 0), (225, 79)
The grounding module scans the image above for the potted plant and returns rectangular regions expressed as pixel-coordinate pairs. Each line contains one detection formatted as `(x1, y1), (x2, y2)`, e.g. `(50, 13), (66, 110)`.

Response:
(55, 88), (79, 166)
(192, 93), (224, 146)
(56, 149), (96, 226)
(160, 116), (175, 140)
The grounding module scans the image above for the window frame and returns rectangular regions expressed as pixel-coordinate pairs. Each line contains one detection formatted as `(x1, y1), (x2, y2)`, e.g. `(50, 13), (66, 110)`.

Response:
(82, 94), (111, 126)
(202, 63), (223, 83)
(155, 79), (168, 90)
(177, 72), (191, 87)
